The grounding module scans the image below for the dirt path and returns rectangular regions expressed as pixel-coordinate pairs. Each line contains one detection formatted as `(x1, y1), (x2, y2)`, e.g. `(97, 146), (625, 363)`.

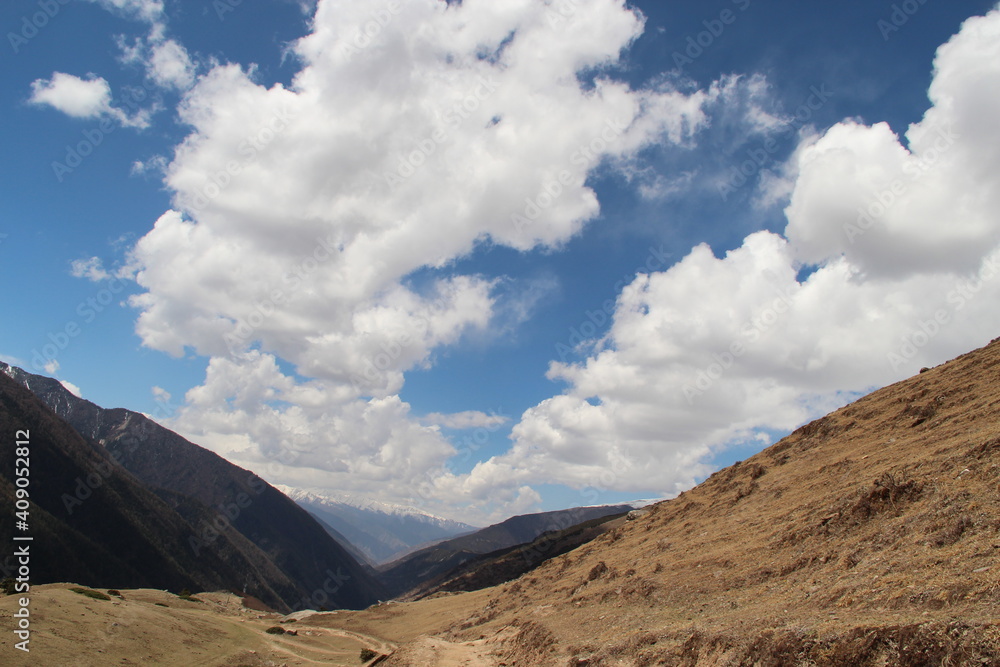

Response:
(387, 635), (496, 667)
(248, 619), (398, 665)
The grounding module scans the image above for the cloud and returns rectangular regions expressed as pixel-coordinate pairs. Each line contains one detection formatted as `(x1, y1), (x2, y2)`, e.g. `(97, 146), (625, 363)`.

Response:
(70, 257), (111, 282)
(59, 380), (83, 398)
(421, 411), (510, 430)
(123, 0), (733, 520)
(85, 0), (163, 23)
(118, 32), (197, 92)
(28, 72), (149, 127)
(457, 5), (1000, 499)
(29, 73), (114, 119)
(148, 39), (196, 90)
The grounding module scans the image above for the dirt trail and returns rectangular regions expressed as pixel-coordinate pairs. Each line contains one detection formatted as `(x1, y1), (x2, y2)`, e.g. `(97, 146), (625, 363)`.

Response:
(386, 635), (496, 666)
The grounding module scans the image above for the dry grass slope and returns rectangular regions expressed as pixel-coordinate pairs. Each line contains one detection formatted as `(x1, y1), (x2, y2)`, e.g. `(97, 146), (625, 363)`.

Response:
(4, 338), (999, 665)
(430, 337), (1000, 665)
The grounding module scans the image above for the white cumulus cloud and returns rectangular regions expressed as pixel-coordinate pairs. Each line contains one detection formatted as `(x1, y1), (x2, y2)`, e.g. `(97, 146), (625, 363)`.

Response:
(123, 0), (745, 520)
(29, 72), (149, 127)
(457, 5), (1000, 500)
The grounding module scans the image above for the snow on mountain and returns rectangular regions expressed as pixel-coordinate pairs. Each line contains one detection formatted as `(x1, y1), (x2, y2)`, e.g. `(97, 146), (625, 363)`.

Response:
(276, 486), (477, 565)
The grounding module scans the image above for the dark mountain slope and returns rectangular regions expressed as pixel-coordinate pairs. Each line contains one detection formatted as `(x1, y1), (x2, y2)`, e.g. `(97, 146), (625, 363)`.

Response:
(1, 363), (386, 611)
(0, 372), (287, 607)
(377, 504), (633, 598)
(408, 510), (630, 600)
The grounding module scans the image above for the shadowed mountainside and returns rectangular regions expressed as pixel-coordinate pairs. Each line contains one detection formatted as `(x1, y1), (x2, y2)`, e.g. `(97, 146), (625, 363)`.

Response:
(406, 510), (630, 600)
(1, 363), (386, 612)
(377, 504), (634, 598)
(0, 372), (291, 607)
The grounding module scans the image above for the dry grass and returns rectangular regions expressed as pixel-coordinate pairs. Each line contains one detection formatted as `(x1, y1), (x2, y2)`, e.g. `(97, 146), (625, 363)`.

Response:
(438, 337), (1000, 665)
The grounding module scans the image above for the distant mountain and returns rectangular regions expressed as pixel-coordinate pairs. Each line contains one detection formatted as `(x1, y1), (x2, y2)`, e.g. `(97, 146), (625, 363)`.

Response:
(376, 504), (634, 598)
(407, 509), (630, 600)
(279, 486), (476, 565)
(1, 363), (385, 612)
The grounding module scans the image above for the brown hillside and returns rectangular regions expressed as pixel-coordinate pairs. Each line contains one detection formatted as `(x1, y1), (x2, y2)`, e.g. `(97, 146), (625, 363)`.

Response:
(393, 337), (1000, 665)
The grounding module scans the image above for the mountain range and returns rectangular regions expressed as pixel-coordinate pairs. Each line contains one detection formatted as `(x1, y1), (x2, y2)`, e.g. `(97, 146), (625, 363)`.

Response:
(0, 360), (631, 614)
(278, 486), (477, 565)
(2, 337), (998, 664)
(376, 503), (635, 599)
(0, 362), (385, 612)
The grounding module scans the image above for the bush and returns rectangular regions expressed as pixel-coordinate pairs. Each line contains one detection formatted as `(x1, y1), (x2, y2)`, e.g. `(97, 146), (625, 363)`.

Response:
(69, 587), (111, 601)
(265, 626), (286, 635)
(107, 589), (124, 598)
(360, 647), (378, 661)
(1, 578), (16, 595)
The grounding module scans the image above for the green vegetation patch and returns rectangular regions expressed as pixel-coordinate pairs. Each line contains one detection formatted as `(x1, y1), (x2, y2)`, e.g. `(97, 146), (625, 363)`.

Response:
(69, 587), (111, 601)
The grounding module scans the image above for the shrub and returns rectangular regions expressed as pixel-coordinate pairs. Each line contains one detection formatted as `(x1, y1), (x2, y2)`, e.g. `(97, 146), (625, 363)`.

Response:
(360, 648), (378, 661)
(265, 626), (286, 635)
(107, 589), (123, 598)
(69, 587), (111, 601)
(1, 578), (16, 595)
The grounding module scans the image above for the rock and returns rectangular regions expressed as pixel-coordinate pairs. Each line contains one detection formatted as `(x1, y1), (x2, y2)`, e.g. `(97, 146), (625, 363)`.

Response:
(626, 509), (649, 520)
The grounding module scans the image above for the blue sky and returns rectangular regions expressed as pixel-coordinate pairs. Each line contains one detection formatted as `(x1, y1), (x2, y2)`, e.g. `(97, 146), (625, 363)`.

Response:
(2, 0), (999, 524)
